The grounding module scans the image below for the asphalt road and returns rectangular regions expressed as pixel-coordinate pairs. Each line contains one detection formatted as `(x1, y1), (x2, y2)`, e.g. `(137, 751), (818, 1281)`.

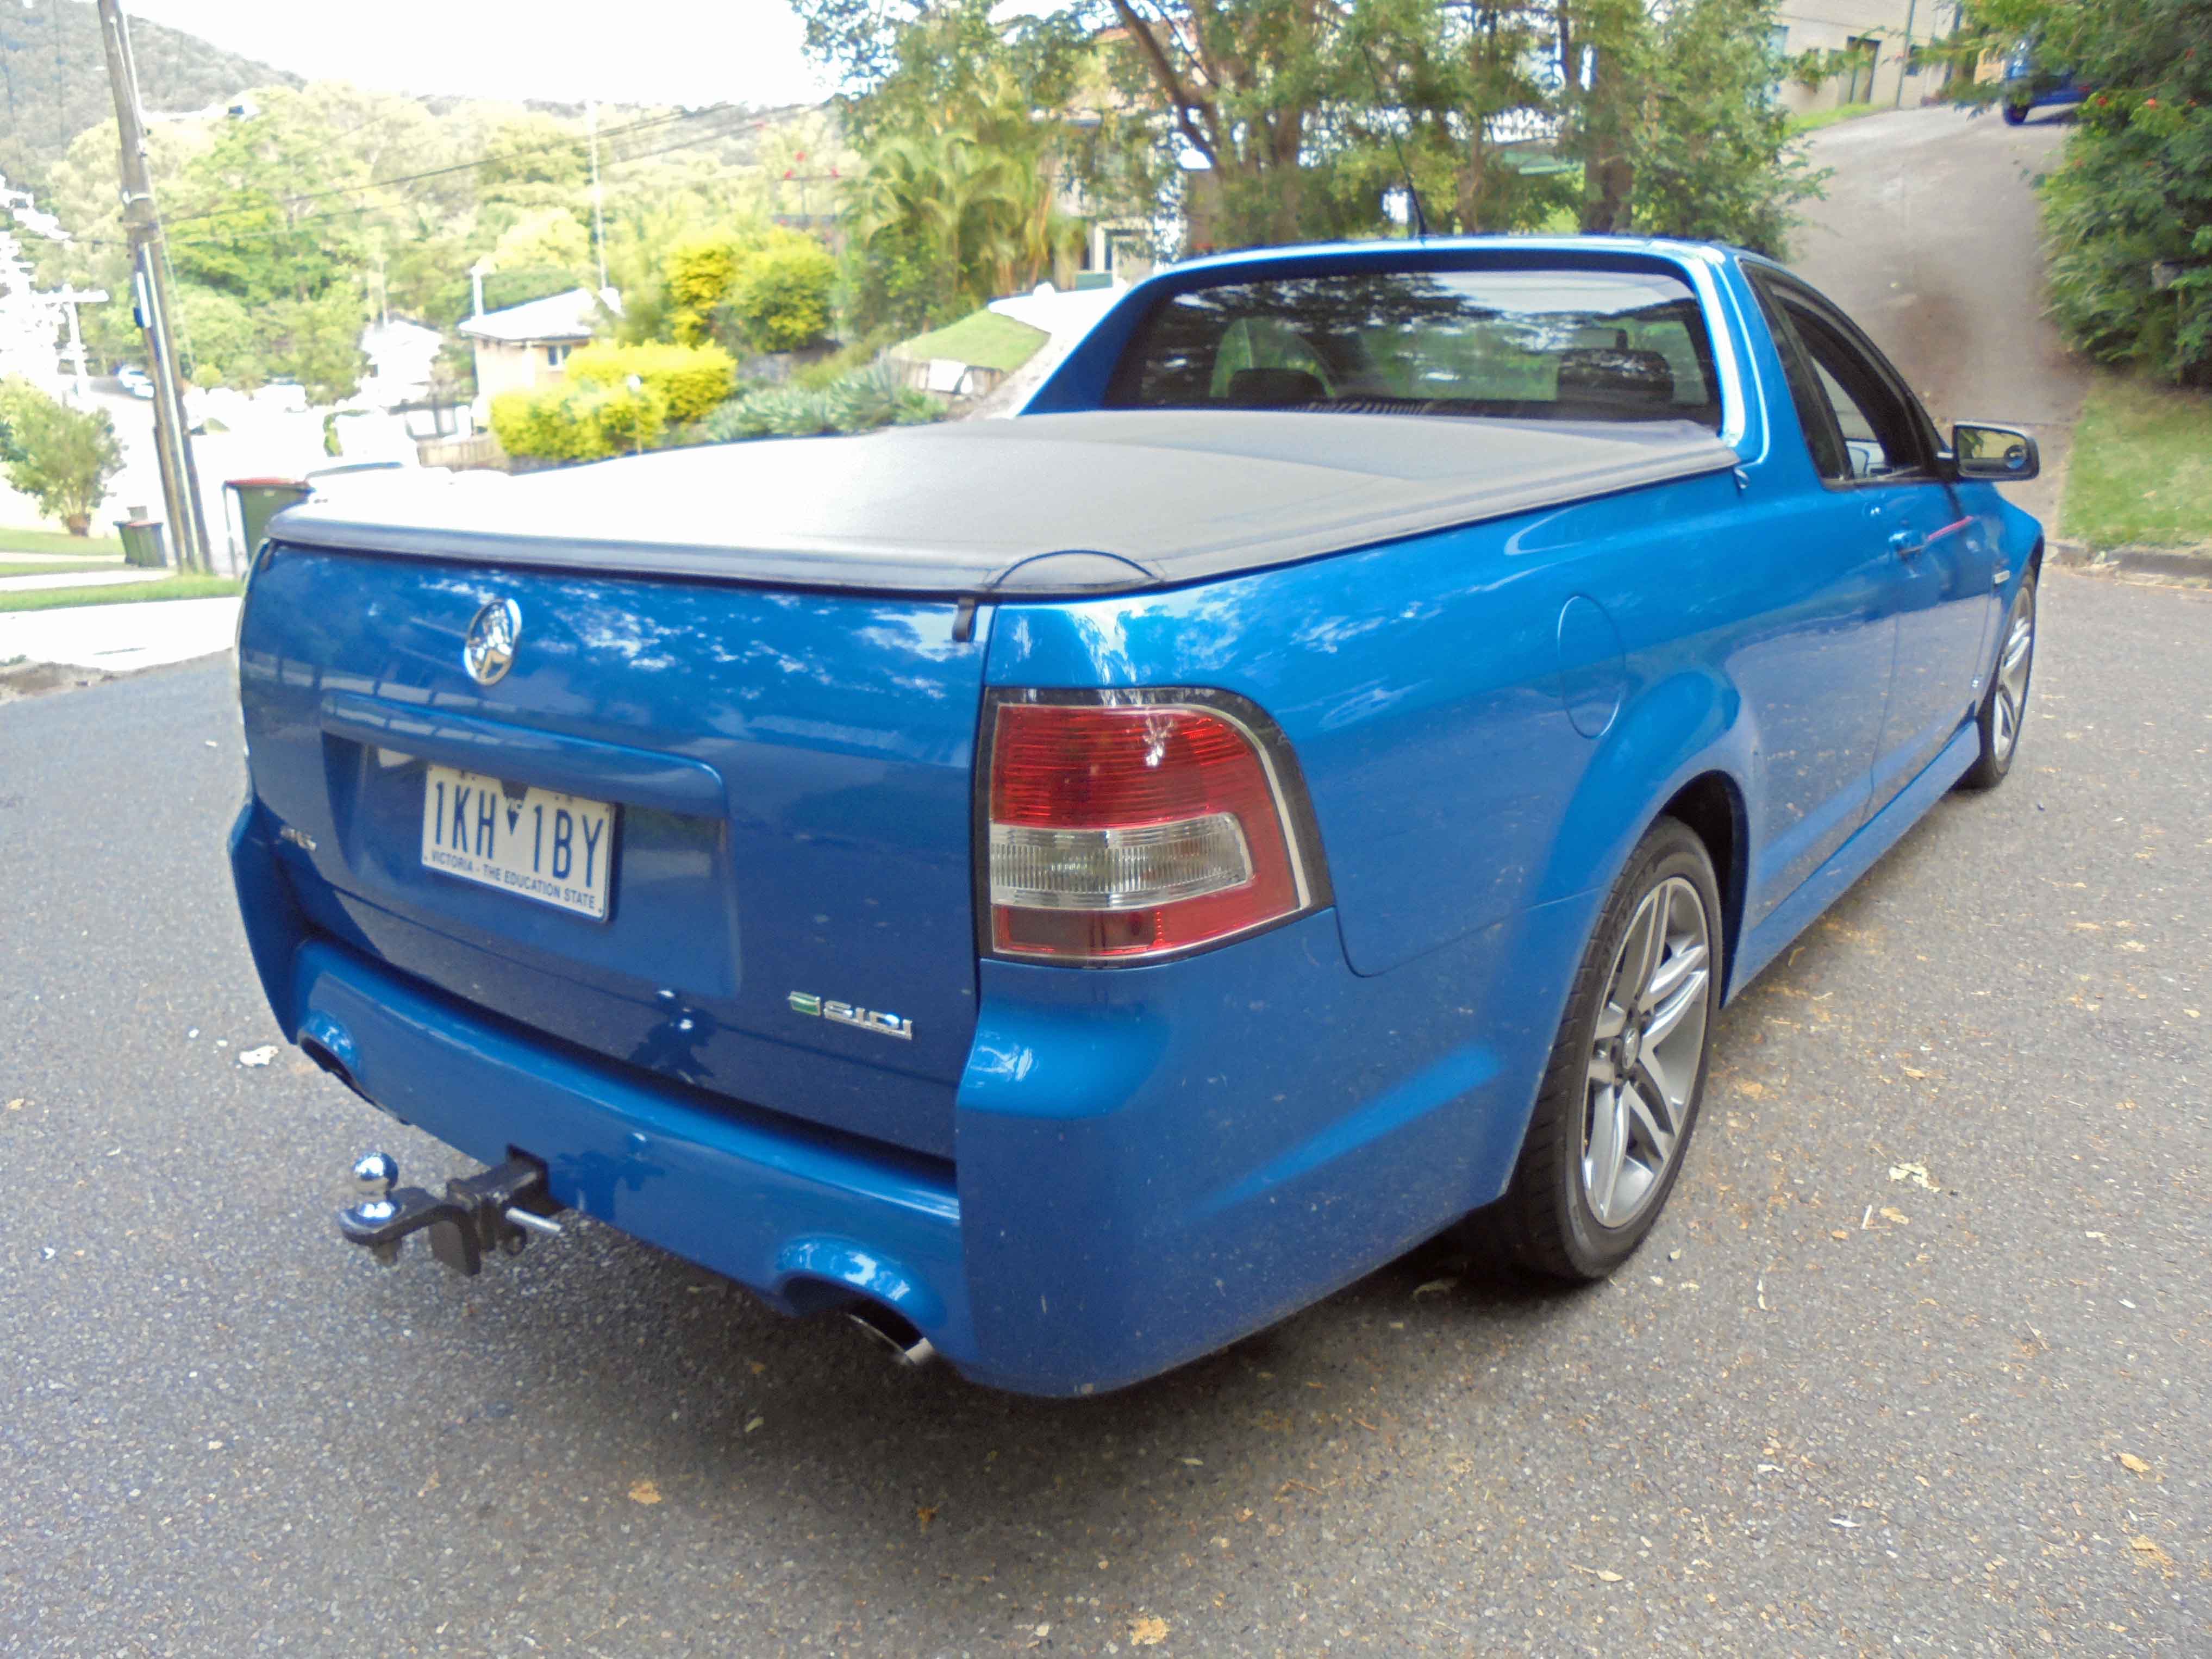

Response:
(7, 111), (2209, 1659)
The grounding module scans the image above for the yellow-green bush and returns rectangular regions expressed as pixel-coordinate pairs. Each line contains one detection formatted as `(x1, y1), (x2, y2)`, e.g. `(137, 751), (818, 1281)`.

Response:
(664, 233), (748, 346)
(490, 341), (729, 460)
(729, 236), (835, 353)
(490, 380), (671, 462)
(565, 340), (735, 422)
(657, 227), (834, 355)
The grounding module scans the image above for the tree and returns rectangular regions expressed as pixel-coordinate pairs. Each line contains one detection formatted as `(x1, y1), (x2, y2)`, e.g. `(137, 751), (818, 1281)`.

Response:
(1102, 0), (1349, 247)
(0, 380), (126, 534)
(177, 286), (265, 390)
(165, 90), (371, 308)
(1614, 0), (1820, 253)
(489, 208), (594, 286)
(803, 0), (1110, 331)
(807, 0), (1819, 262)
(1955, 0), (2212, 383)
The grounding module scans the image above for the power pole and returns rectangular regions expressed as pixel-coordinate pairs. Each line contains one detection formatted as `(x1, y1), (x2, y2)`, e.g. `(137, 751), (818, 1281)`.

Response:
(586, 101), (608, 295)
(95, 0), (210, 573)
(1895, 0), (1920, 108)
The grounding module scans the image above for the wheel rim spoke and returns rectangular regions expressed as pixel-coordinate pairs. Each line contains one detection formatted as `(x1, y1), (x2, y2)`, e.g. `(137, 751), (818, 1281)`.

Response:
(1581, 873), (1713, 1232)
(1626, 1070), (1676, 1157)
(1584, 1085), (1630, 1225)
(1644, 957), (1709, 1048)
(1615, 897), (1664, 1012)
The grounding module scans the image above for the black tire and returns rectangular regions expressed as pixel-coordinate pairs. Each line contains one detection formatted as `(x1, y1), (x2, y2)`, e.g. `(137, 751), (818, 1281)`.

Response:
(1474, 817), (1723, 1281)
(1959, 572), (2037, 791)
(2002, 101), (2029, 124)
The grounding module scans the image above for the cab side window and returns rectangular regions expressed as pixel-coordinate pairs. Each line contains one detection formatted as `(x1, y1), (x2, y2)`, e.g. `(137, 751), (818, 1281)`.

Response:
(1788, 308), (1921, 481)
(1750, 272), (1929, 486)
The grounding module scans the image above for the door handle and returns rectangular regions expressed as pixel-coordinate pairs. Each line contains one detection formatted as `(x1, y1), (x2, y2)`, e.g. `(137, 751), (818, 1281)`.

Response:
(1889, 529), (1925, 558)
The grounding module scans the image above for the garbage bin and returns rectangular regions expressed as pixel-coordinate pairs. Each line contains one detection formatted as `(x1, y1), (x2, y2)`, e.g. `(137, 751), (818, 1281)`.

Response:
(226, 477), (312, 569)
(115, 518), (168, 569)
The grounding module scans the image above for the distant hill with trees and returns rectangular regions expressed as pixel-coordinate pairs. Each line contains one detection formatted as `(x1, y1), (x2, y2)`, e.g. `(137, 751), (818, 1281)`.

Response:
(0, 0), (296, 191)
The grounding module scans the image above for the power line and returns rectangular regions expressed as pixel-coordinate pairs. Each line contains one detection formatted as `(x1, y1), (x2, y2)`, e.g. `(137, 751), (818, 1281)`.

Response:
(141, 109), (768, 251)
(155, 102), (745, 231)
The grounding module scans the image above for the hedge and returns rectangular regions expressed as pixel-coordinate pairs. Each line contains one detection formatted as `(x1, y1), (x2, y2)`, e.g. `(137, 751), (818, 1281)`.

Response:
(492, 341), (734, 460)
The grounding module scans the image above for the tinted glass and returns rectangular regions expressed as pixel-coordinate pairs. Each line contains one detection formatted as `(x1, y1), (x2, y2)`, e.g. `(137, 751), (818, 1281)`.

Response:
(1748, 278), (1853, 480)
(1107, 266), (1722, 429)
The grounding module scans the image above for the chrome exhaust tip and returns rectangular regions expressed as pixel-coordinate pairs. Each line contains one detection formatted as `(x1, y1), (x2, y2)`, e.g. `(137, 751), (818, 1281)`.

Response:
(846, 1303), (937, 1368)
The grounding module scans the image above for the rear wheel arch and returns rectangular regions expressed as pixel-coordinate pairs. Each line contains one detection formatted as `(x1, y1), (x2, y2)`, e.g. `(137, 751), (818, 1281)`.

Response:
(1656, 772), (1747, 999)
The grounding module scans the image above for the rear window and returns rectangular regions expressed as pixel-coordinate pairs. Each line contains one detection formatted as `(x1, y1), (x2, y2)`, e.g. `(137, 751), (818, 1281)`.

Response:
(1105, 265), (1722, 430)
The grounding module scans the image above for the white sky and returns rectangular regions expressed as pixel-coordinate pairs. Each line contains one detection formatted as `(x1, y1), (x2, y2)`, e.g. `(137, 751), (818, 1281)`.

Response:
(122, 0), (833, 110)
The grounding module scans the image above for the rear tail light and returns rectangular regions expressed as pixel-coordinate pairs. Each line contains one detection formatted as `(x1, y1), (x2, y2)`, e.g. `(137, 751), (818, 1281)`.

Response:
(983, 691), (1327, 963)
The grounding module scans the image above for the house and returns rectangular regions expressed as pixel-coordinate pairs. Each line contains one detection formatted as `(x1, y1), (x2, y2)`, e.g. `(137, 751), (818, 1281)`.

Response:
(457, 287), (620, 420)
(1773, 0), (1965, 115)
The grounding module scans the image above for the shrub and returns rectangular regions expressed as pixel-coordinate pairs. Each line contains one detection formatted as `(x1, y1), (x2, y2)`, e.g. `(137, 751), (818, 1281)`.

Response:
(491, 342), (730, 460)
(0, 378), (124, 531)
(2041, 92), (2212, 384)
(696, 363), (943, 444)
(659, 227), (836, 356)
(490, 381), (670, 461)
(565, 341), (735, 422)
(663, 232), (748, 346)
(724, 234), (836, 354)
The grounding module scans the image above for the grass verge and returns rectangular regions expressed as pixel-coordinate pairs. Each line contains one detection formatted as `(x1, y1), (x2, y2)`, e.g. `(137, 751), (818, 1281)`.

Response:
(895, 310), (1049, 374)
(0, 575), (242, 613)
(0, 527), (126, 557)
(0, 558), (125, 579)
(1789, 102), (1877, 136)
(2060, 375), (2212, 552)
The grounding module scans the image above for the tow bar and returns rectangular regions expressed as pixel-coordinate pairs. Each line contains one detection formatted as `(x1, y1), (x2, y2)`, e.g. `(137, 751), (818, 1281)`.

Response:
(338, 1151), (564, 1276)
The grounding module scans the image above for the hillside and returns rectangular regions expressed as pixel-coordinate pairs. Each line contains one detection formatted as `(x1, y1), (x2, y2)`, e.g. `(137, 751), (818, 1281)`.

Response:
(0, 0), (296, 188)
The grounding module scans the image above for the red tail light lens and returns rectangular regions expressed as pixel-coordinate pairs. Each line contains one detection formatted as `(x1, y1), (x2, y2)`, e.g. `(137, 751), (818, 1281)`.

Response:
(985, 694), (1321, 963)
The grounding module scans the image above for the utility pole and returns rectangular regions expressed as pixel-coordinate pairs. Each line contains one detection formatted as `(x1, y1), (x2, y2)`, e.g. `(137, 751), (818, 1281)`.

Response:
(586, 101), (608, 295)
(1894, 0), (1920, 108)
(95, 0), (210, 573)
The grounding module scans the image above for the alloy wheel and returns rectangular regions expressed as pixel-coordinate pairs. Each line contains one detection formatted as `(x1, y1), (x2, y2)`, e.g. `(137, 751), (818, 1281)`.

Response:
(1582, 875), (1712, 1229)
(1992, 584), (2036, 763)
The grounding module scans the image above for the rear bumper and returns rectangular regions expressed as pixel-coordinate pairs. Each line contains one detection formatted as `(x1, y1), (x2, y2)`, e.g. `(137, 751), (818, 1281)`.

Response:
(291, 936), (973, 1344)
(239, 802), (1589, 1395)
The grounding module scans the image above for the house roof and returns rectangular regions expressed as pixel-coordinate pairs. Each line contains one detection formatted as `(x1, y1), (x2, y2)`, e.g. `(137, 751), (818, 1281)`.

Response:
(457, 286), (620, 345)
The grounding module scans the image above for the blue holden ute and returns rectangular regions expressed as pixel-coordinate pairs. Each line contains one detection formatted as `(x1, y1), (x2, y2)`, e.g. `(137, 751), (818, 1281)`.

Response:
(230, 239), (2045, 1395)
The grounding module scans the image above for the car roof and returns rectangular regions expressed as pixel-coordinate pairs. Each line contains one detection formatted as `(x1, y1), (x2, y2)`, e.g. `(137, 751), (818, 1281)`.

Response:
(1153, 235), (1745, 283)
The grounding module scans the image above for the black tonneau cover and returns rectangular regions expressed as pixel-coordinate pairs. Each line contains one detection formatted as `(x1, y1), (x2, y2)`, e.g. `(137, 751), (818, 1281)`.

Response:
(271, 410), (1739, 598)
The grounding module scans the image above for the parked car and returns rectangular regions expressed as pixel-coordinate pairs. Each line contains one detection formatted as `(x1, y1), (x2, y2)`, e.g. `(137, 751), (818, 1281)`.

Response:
(114, 363), (154, 399)
(2002, 37), (2092, 123)
(231, 237), (2045, 1395)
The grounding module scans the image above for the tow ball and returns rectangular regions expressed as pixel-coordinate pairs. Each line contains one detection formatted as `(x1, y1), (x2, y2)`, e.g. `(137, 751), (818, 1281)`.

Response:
(338, 1151), (564, 1276)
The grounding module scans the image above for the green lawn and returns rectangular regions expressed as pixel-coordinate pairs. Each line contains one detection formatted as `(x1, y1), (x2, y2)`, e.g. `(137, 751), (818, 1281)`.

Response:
(2061, 375), (2212, 551)
(0, 527), (126, 557)
(0, 558), (124, 579)
(0, 575), (241, 613)
(896, 310), (1049, 374)
(1788, 102), (1877, 136)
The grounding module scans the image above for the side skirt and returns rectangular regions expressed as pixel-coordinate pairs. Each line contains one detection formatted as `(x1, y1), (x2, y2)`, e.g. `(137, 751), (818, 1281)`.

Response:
(1726, 721), (1980, 1001)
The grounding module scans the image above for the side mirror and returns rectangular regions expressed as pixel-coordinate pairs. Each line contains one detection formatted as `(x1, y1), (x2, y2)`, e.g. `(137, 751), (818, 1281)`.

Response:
(1950, 421), (2040, 482)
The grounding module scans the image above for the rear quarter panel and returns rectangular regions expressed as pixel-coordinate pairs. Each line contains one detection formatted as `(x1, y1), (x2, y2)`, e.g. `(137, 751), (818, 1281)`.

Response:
(985, 456), (1809, 984)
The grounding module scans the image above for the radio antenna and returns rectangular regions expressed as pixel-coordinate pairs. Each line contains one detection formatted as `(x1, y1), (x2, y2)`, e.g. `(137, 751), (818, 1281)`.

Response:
(1360, 43), (1431, 239)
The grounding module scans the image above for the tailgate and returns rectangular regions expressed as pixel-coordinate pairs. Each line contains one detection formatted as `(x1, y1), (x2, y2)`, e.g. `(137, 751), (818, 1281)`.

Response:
(238, 544), (985, 1160)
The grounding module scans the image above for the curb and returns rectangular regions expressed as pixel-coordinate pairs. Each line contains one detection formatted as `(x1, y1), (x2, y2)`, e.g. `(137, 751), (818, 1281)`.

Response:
(2051, 537), (2212, 589)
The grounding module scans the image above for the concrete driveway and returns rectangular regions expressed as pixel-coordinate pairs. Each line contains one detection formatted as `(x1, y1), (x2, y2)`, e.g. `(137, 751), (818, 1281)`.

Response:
(1787, 103), (2092, 528)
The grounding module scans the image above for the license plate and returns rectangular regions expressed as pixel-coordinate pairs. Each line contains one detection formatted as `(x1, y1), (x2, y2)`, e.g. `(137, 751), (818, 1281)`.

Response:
(419, 764), (615, 920)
